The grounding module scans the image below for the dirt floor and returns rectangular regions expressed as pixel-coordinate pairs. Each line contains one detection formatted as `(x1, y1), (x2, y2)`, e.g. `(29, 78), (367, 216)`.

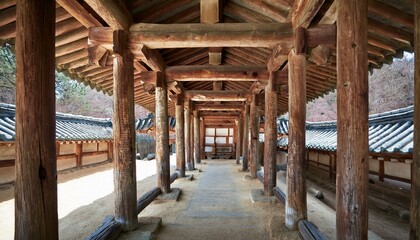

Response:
(0, 157), (410, 240)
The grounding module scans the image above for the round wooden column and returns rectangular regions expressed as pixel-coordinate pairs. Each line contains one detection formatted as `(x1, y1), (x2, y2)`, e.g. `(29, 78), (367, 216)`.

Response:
(236, 115), (243, 164)
(15, 1), (58, 238)
(286, 49), (307, 230)
(410, 1), (420, 239)
(336, 0), (369, 238)
(176, 95), (186, 177)
(242, 105), (250, 171)
(263, 73), (277, 196)
(113, 33), (138, 231)
(185, 100), (193, 170)
(156, 75), (170, 194)
(249, 94), (260, 178)
(193, 110), (201, 164)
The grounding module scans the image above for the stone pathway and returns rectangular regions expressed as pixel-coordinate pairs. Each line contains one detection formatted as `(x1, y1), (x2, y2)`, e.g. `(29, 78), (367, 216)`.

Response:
(156, 160), (265, 240)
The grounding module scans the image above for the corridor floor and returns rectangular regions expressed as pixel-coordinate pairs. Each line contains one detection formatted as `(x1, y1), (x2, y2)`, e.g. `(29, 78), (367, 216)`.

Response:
(155, 160), (267, 240)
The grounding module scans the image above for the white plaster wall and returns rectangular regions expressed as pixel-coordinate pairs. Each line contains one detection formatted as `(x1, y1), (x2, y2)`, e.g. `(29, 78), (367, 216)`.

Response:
(369, 159), (379, 172)
(59, 143), (75, 155)
(57, 158), (77, 171)
(0, 166), (14, 184)
(82, 153), (108, 166)
(0, 145), (15, 160)
(98, 142), (108, 151)
(83, 142), (98, 152)
(385, 161), (411, 180)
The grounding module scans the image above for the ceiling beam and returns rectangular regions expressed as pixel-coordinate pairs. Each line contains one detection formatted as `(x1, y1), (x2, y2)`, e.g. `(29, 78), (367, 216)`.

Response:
(84, 0), (132, 30)
(185, 90), (249, 102)
(195, 104), (244, 111)
(128, 23), (294, 49)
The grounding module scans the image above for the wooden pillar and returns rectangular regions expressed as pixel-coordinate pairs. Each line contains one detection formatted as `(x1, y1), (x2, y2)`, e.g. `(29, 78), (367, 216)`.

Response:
(185, 100), (193, 170)
(190, 104), (195, 169)
(242, 105), (250, 171)
(156, 74), (170, 193)
(193, 110), (201, 164)
(107, 141), (113, 162)
(410, 1), (420, 238)
(263, 72), (277, 196)
(200, 118), (206, 159)
(175, 95), (186, 177)
(76, 143), (83, 168)
(250, 94), (260, 178)
(112, 30), (138, 231)
(15, 1), (58, 238)
(236, 115), (243, 164)
(336, 0), (369, 238)
(286, 47), (307, 230)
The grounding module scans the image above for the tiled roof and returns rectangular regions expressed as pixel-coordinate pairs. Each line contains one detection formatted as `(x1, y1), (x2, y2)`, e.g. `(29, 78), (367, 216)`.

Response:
(0, 103), (112, 142)
(277, 106), (414, 154)
(135, 114), (176, 131)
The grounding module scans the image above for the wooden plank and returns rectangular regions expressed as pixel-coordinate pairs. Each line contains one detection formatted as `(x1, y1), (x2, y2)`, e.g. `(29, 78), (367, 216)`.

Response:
(84, 0), (132, 30)
(175, 95), (186, 177)
(128, 23), (294, 49)
(249, 94), (260, 178)
(156, 75), (170, 193)
(193, 110), (201, 164)
(286, 49), (307, 230)
(184, 100), (193, 170)
(411, 1), (420, 238)
(263, 73), (277, 196)
(112, 30), (137, 231)
(336, 0), (369, 238)
(196, 105), (243, 111)
(14, 1), (58, 239)
(242, 105), (250, 171)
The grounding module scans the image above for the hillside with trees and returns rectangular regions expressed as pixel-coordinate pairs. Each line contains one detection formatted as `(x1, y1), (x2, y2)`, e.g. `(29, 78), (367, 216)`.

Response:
(307, 52), (414, 122)
(0, 44), (149, 118)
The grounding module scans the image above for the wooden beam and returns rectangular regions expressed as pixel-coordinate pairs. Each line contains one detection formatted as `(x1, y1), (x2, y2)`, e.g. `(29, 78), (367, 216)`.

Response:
(285, 49), (307, 230)
(130, 44), (165, 72)
(195, 105), (243, 111)
(15, 1), (58, 238)
(263, 72), (277, 196)
(288, 0), (325, 28)
(155, 74), (170, 193)
(193, 110), (201, 164)
(84, 0), (132, 30)
(249, 94), (260, 178)
(201, 0), (221, 23)
(184, 100), (193, 170)
(199, 112), (241, 117)
(185, 90), (249, 102)
(128, 23), (294, 49)
(56, 0), (102, 28)
(175, 95), (185, 177)
(112, 30), (138, 231)
(411, 1), (420, 238)
(336, 0), (369, 238)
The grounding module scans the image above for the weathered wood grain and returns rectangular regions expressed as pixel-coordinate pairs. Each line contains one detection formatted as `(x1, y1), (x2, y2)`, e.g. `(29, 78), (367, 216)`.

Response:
(175, 95), (186, 177)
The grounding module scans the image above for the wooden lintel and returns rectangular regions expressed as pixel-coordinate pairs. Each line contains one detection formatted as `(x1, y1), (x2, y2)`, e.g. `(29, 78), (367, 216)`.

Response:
(288, 0), (325, 28)
(199, 112), (240, 117)
(185, 90), (249, 102)
(195, 104), (244, 111)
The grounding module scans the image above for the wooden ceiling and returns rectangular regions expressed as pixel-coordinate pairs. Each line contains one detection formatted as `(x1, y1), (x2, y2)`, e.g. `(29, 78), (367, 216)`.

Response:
(0, 0), (415, 117)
